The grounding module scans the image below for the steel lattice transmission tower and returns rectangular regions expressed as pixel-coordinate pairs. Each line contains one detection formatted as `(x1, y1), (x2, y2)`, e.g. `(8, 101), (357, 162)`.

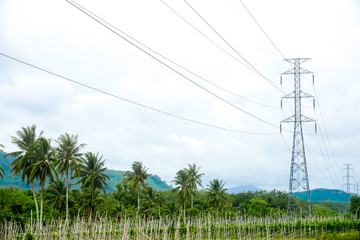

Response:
(280, 58), (315, 214)
(342, 164), (354, 194)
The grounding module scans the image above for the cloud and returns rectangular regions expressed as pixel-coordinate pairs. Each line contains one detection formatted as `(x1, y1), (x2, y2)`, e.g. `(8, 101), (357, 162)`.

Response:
(0, 0), (359, 191)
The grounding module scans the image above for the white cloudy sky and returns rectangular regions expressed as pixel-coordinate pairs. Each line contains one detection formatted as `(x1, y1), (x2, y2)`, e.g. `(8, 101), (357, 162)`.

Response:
(0, 0), (359, 191)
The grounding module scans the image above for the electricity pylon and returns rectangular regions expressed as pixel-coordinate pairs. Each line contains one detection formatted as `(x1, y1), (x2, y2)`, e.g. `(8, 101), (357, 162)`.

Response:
(280, 58), (315, 214)
(342, 164), (354, 194)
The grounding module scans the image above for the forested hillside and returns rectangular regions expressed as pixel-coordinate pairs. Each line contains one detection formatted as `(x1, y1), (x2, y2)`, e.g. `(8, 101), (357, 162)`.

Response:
(0, 153), (171, 191)
(293, 188), (352, 202)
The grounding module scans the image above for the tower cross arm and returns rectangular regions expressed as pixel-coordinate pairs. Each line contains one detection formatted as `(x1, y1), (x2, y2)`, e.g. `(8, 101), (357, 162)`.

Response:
(281, 115), (295, 123)
(282, 91), (295, 99)
(284, 58), (311, 64)
(299, 91), (314, 98)
(281, 115), (315, 123)
(281, 91), (314, 99)
(300, 115), (315, 122)
(282, 68), (313, 75)
(299, 69), (313, 74)
(282, 69), (296, 75)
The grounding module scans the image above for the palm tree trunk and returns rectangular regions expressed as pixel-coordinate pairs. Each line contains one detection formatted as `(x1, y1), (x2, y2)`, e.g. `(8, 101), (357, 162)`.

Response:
(191, 195), (194, 208)
(66, 169), (69, 222)
(137, 187), (140, 212)
(89, 206), (92, 221)
(183, 201), (186, 220)
(40, 186), (43, 229)
(31, 183), (39, 227)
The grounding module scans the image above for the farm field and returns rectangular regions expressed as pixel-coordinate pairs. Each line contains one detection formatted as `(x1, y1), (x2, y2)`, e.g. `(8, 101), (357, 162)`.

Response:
(1, 214), (360, 240)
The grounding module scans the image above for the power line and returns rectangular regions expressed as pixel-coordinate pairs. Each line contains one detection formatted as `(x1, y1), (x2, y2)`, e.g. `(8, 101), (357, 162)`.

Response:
(0, 52), (279, 136)
(160, 0), (279, 109)
(305, 142), (325, 188)
(159, 0), (255, 74)
(307, 165), (322, 190)
(66, 0), (279, 110)
(237, 0), (286, 59)
(302, 75), (342, 188)
(66, 0), (281, 129)
(314, 114), (342, 188)
(183, 0), (284, 94)
(311, 83), (342, 178)
(315, 133), (338, 189)
(307, 74), (342, 189)
(305, 142), (324, 179)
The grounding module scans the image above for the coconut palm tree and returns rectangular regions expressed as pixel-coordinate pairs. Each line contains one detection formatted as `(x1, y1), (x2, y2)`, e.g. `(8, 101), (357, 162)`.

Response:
(146, 188), (166, 217)
(8, 125), (43, 179)
(46, 178), (69, 216)
(123, 161), (150, 212)
(80, 185), (104, 219)
(206, 179), (228, 213)
(27, 137), (57, 224)
(186, 163), (204, 208)
(172, 169), (193, 218)
(55, 133), (86, 221)
(7, 125), (43, 225)
(76, 152), (109, 192)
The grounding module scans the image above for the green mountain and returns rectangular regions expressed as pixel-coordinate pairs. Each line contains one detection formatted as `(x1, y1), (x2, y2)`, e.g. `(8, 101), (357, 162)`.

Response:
(0, 153), (172, 191)
(227, 185), (261, 193)
(293, 188), (352, 202)
(104, 169), (172, 191)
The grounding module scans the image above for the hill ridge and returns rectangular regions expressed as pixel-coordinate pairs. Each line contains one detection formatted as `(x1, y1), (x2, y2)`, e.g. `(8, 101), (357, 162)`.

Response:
(0, 153), (172, 191)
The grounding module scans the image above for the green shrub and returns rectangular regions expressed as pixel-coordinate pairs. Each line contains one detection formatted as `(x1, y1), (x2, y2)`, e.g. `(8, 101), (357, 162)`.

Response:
(25, 232), (34, 240)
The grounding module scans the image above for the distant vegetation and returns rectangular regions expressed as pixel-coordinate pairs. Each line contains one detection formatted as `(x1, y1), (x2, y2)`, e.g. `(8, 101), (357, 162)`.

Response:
(0, 125), (359, 239)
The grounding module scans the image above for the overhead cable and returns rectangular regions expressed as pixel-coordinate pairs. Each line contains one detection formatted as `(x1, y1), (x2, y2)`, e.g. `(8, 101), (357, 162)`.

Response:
(160, 0), (279, 109)
(305, 141), (328, 188)
(312, 84), (342, 177)
(66, 0), (282, 129)
(0, 52), (278, 136)
(301, 76), (342, 187)
(315, 133), (339, 189)
(237, 0), (286, 59)
(183, 0), (284, 94)
(160, 0), (280, 109)
(66, 0), (279, 110)
(159, 0), (255, 74)
(315, 117), (342, 188)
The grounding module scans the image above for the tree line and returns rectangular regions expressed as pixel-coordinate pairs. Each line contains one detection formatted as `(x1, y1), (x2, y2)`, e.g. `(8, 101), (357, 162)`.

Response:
(0, 125), (353, 226)
(0, 125), (231, 222)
